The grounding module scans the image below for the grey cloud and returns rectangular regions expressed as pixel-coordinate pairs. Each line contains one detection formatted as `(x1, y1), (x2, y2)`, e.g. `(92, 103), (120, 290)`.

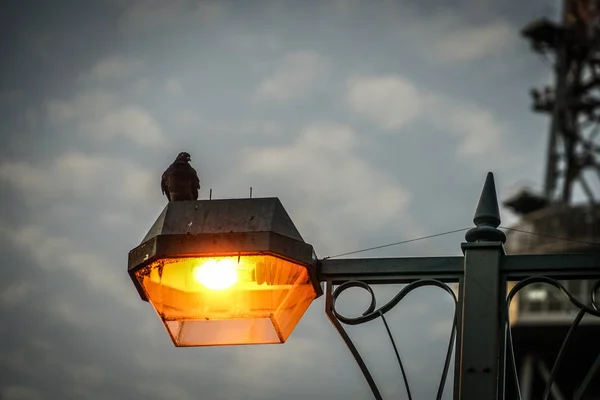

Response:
(0, 240), (246, 400)
(115, 0), (225, 32)
(346, 75), (424, 131)
(393, 8), (520, 64)
(1, 0), (558, 398)
(82, 54), (146, 82)
(1, 386), (44, 400)
(255, 51), (330, 102)
(346, 73), (522, 171)
(45, 89), (165, 148)
(164, 77), (185, 96)
(236, 121), (415, 254)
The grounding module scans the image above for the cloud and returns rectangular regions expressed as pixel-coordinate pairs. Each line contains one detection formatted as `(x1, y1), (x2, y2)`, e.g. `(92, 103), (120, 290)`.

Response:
(64, 366), (108, 400)
(170, 109), (205, 130)
(0, 221), (140, 310)
(130, 77), (153, 97)
(0, 281), (34, 306)
(135, 382), (195, 400)
(321, 0), (363, 16)
(164, 77), (184, 96)
(347, 75), (424, 130)
(421, 14), (515, 63)
(224, 32), (280, 53)
(170, 109), (284, 138)
(237, 121), (412, 254)
(84, 54), (145, 81)
(98, 210), (136, 228)
(439, 102), (503, 159)
(0, 151), (155, 204)
(256, 51), (329, 102)
(46, 91), (117, 124)
(0, 89), (25, 106)
(116, 0), (225, 32)
(0, 2), (543, 399)
(1, 386), (44, 400)
(394, 8), (517, 63)
(346, 74), (514, 168)
(46, 90), (165, 148)
(94, 105), (164, 146)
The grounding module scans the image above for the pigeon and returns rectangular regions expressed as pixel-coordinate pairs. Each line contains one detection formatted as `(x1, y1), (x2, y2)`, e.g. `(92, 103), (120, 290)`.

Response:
(161, 152), (201, 201)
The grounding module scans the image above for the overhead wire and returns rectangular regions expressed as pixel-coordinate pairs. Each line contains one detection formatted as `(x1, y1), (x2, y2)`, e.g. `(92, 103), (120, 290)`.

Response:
(322, 225), (600, 260)
(322, 228), (471, 259)
(499, 226), (600, 247)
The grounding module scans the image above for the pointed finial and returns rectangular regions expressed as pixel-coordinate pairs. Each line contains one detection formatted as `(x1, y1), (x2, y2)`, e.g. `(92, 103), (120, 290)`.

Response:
(465, 172), (506, 243)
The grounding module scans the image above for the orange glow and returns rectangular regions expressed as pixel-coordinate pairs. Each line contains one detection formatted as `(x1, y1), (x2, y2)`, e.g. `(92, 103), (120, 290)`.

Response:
(193, 259), (238, 290)
(135, 255), (317, 346)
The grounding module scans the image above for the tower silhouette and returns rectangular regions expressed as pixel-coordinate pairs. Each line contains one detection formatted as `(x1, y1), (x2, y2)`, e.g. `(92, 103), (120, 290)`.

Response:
(503, 1), (600, 398)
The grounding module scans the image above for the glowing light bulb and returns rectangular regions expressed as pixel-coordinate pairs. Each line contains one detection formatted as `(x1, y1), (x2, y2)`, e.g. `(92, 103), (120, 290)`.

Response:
(193, 259), (238, 290)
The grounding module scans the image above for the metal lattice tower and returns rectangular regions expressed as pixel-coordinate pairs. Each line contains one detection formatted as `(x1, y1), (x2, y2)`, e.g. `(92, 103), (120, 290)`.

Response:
(501, 2), (600, 398)
(504, 0), (600, 255)
(523, 0), (600, 207)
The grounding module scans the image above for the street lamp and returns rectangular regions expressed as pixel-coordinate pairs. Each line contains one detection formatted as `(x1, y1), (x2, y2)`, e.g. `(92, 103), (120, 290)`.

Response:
(128, 172), (600, 399)
(127, 198), (322, 346)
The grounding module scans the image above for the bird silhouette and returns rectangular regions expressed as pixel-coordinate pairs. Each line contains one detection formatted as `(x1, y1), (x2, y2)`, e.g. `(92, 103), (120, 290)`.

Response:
(161, 152), (201, 201)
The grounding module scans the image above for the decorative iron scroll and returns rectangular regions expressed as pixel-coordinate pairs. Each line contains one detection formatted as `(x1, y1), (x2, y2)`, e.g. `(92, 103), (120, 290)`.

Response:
(505, 277), (600, 400)
(325, 279), (458, 400)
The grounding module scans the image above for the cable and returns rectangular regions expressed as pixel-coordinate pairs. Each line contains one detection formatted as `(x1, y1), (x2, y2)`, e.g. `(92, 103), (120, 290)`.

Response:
(500, 226), (600, 247)
(322, 228), (471, 260)
(322, 225), (600, 260)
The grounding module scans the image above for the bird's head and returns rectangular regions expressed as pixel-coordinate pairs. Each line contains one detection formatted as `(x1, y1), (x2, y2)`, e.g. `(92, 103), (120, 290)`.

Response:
(176, 152), (192, 162)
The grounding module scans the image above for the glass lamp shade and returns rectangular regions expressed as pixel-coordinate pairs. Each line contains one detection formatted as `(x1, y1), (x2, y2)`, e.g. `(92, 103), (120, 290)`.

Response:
(135, 255), (318, 346)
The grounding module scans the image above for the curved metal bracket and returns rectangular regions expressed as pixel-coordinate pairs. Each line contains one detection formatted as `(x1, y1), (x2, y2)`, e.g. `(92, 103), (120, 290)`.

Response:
(505, 277), (600, 400)
(325, 279), (458, 400)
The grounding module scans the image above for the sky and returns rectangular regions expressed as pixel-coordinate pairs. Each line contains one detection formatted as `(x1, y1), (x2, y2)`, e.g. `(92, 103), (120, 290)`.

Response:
(0, 0), (573, 399)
